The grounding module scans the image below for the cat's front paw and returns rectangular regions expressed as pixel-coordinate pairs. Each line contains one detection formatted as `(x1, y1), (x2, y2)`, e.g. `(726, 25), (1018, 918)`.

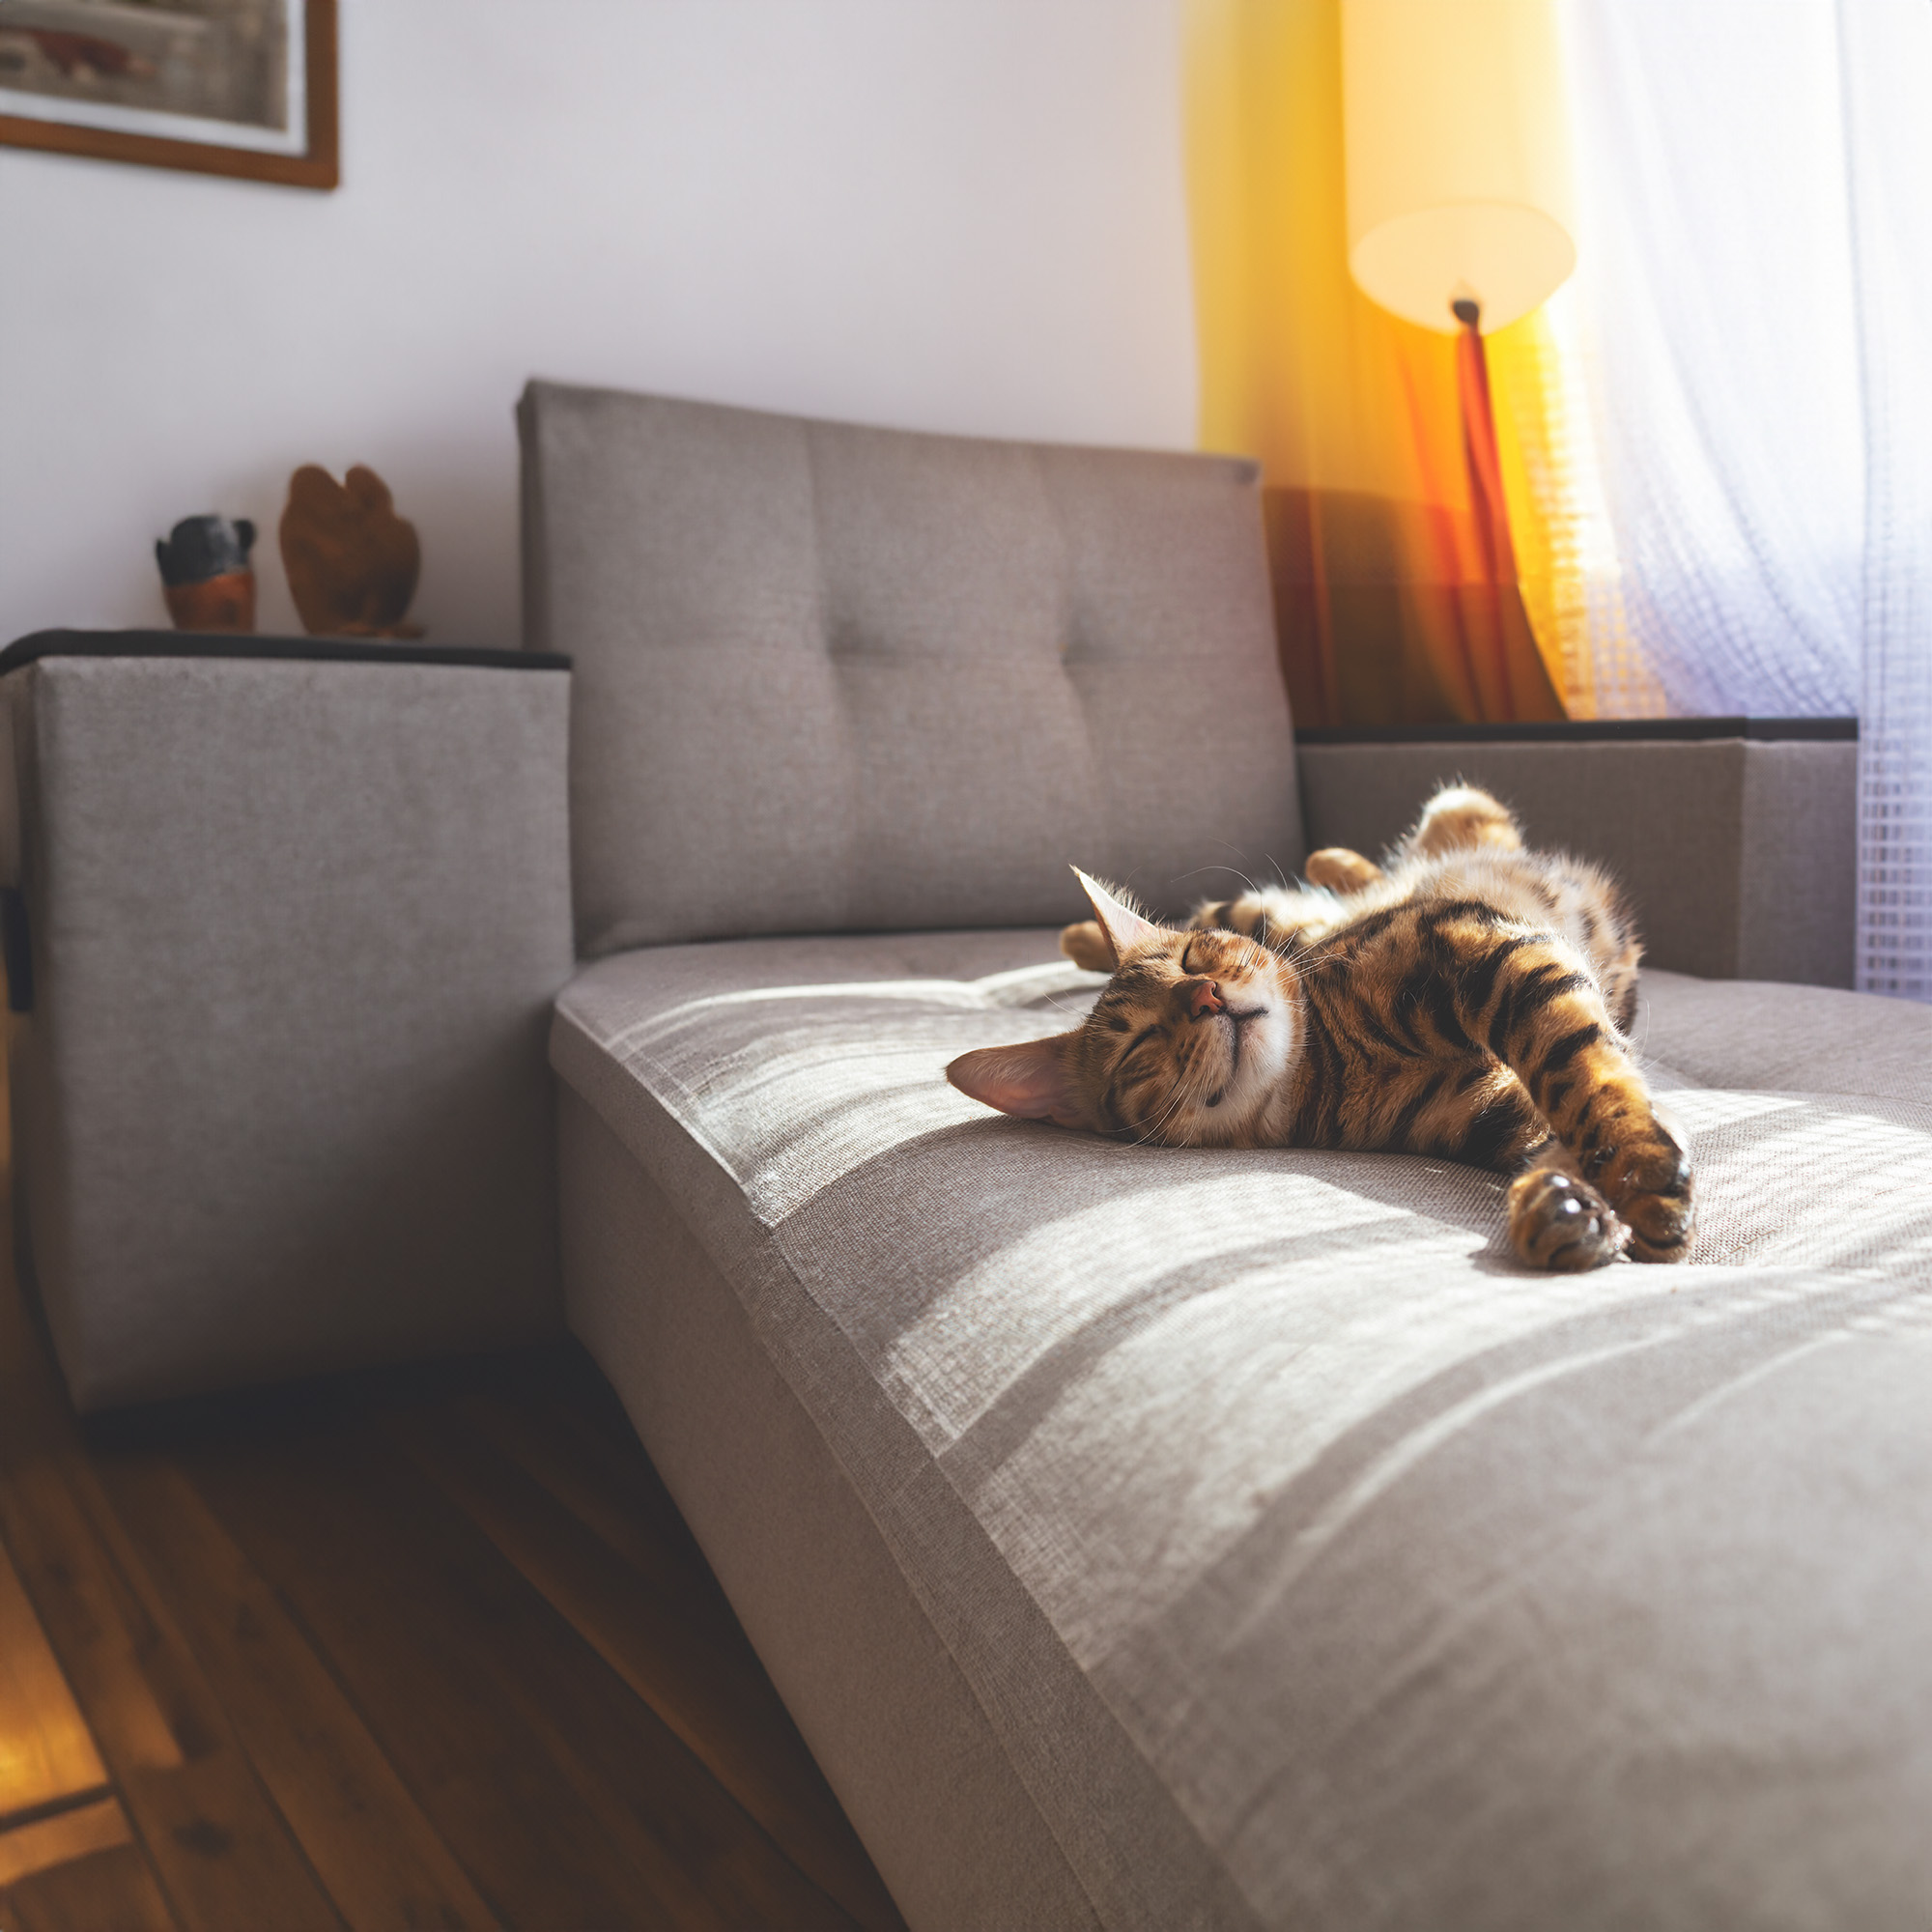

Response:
(1507, 1167), (1628, 1271)
(1617, 1183), (1693, 1264)
(1060, 920), (1114, 973)
(1592, 1131), (1693, 1264)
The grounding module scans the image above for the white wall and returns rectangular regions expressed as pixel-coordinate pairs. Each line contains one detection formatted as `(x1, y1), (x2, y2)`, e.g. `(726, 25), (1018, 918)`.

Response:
(0, 0), (1197, 648)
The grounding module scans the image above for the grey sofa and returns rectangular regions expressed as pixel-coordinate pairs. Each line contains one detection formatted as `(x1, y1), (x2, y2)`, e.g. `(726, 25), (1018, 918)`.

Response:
(6, 383), (1930, 1930)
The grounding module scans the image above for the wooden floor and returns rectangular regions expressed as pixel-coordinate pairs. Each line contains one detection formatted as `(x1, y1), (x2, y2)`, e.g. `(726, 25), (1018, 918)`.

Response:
(0, 1191), (906, 1930)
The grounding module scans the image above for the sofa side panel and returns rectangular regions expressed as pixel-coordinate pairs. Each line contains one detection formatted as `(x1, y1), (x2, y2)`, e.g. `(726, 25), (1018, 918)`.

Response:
(13, 655), (575, 1408)
(557, 1088), (1100, 1932)
(1739, 740), (1858, 988)
(1296, 739), (1750, 979)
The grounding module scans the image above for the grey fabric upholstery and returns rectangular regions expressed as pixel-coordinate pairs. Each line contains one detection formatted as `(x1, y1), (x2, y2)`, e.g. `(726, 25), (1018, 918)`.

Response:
(518, 382), (1303, 955)
(5, 650), (574, 1409)
(554, 932), (1932, 1931)
(1297, 737), (1858, 986)
(558, 1088), (1102, 1932)
(1637, 967), (1932, 1100)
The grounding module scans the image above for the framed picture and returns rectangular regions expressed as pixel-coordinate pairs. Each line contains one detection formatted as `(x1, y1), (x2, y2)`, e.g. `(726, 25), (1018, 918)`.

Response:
(0, 0), (336, 189)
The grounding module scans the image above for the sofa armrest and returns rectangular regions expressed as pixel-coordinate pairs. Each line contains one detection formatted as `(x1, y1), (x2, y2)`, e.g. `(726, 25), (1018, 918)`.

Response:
(1294, 720), (1857, 987)
(2, 631), (575, 1409)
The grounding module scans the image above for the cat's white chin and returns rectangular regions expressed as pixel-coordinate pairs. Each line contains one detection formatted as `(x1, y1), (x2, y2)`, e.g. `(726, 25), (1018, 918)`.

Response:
(1183, 971), (1293, 1141)
(1219, 1003), (1292, 1127)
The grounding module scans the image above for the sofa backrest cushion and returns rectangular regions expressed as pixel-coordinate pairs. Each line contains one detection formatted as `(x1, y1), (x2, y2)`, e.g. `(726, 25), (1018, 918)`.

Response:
(519, 381), (1302, 956)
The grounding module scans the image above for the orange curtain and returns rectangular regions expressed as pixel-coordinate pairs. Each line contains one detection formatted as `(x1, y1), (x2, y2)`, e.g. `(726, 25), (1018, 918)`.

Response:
(1184, 0), (1573, 725)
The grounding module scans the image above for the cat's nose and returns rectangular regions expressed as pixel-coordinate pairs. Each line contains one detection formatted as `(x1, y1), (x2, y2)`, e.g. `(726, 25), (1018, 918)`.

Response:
(1186, 977), (1224, 1018)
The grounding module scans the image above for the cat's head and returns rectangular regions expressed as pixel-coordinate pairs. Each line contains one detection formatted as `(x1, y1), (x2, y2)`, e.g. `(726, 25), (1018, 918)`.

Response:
(946, 870), (1297, 1146)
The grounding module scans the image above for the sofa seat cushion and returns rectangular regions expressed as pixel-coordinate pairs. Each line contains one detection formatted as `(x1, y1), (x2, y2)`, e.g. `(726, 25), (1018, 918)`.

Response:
(553, 937), (1932, 1929)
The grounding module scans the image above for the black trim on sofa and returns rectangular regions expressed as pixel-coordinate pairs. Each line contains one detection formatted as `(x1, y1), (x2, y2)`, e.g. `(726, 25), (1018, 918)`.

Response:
(1294, 717), (1857, 746)
(1, 887), (31, 1014)
(0, 631), (572, 676)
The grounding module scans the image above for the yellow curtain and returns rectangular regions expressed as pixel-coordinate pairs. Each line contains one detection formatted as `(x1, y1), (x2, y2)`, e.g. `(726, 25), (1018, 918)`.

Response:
(1184, 0), (1595, 724)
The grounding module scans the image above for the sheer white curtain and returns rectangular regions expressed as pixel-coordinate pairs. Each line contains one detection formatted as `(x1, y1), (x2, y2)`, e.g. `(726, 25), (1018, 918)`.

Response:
(1839, 0), (1932, 999)
(1560, 0), (1932, 1000)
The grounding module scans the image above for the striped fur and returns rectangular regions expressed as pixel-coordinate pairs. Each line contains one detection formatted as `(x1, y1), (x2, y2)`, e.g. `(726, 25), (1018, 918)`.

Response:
(949, 785), (1690, 1271)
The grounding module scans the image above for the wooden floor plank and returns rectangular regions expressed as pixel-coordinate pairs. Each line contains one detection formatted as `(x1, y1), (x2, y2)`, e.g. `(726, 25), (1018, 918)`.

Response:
(0, 1795), (129, 1889)
(3, 1841), (176, 1932)
(0, 1455), (185, 1782)
(0, 1264), (185, 1783)
(187, 1422), (863, 1932)
(487, 1353), (718, 1560)
(0, 1544), (107, 1827)
(0, 1458), (346, 1932)
(0, 1225), (344, 1932)
(96, 1456), (503, 1932)
(456, 1378), (722, 1609)
(403, 1395), (905, 1932)
(1, 1167), (904, 1931)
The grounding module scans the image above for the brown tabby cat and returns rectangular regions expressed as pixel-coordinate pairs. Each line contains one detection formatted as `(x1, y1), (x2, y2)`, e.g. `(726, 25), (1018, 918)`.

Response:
(947, 785), (1691, 1271)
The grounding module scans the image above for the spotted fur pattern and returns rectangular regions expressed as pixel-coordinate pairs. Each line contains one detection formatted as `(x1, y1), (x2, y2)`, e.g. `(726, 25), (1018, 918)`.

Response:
(948, 785), (1691, 1271)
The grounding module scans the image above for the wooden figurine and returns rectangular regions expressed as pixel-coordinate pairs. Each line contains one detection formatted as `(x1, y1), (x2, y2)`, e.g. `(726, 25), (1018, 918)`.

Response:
(155, 515), (257, 631)
(278, 464), (424, 639)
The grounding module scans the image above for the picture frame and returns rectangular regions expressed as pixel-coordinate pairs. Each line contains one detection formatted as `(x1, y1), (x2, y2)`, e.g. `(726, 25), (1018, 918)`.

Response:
(0, 0), (337, 190)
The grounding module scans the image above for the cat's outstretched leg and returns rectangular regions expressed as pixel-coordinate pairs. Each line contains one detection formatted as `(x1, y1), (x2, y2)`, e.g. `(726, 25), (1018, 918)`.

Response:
(1304, 847), (1384, 892)
(1060, 920), (1115, 972)
(1405, 784), (1523, 859)
(1439, 915), (1692, 1265)
(1291, 789), (1520, 893)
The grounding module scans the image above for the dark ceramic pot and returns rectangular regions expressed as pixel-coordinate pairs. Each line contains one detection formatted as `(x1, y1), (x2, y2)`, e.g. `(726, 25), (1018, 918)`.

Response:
(156, 515), (257, 632)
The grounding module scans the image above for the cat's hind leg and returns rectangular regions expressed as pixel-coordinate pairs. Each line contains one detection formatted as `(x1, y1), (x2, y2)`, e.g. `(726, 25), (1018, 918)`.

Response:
(1406, 783), (1524, 858)
(1305, 847), (1384, 892)
(1060, 921), (1115, 972)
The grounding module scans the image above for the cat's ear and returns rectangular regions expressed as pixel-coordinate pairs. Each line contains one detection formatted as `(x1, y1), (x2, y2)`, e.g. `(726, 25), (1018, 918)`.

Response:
(947, 1035), (1088, 1129)
(1070, 867), (1166, 970)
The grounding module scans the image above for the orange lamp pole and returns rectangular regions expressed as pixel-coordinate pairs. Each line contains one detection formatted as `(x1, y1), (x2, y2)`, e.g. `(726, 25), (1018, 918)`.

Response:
(1453, 296), (1520, 719)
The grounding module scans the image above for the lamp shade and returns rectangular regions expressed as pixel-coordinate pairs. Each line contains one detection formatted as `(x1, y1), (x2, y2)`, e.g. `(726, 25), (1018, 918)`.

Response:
(1342, 0), (1576, 333)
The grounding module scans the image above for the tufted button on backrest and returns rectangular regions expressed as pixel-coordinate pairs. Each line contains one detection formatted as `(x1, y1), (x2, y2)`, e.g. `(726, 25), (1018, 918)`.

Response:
(520, 382), (1303, 956)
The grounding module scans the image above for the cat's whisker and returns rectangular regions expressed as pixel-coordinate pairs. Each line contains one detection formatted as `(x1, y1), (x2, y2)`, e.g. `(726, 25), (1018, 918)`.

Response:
(1125, 1080), (1194, 1148)
(1283, 944), (1347, 976)
(1169, 862), (1264, 895)
(1124, 1047), (1217, 1148)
